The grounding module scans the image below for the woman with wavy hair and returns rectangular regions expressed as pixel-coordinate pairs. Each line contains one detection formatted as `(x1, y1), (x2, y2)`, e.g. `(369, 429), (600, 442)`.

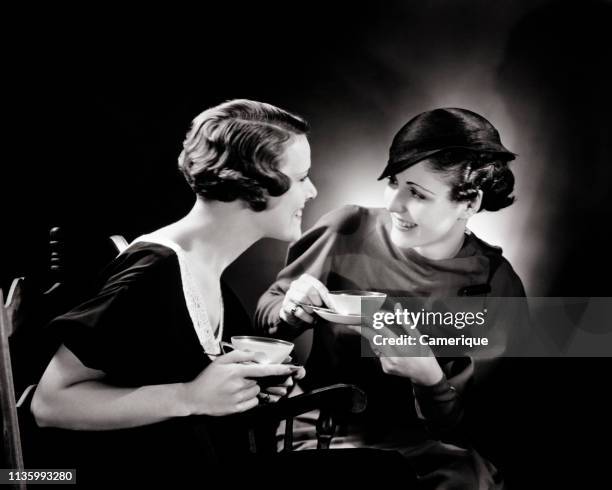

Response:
(256, 108), (525, 489)
(30, 99), (315, 480)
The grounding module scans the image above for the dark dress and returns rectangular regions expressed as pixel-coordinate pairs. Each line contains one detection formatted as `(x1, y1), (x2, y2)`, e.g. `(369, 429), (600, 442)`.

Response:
(23, 242), (255, 485)
(255, 205), (527, 489)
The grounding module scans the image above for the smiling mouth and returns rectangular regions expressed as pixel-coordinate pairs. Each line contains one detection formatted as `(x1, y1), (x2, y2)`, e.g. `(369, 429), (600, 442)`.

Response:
(393, 216), (417, 230)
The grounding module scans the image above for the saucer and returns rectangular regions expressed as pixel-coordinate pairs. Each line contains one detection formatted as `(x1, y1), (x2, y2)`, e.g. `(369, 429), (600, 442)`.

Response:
(311, 306), (363, 325)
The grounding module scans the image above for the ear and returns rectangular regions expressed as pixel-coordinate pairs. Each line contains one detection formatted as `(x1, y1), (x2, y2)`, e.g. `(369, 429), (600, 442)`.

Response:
(459, 189), (483, 220)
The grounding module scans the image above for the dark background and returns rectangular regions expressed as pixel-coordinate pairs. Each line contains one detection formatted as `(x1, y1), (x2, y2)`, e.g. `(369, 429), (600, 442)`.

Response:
(4, 1), (612, 486)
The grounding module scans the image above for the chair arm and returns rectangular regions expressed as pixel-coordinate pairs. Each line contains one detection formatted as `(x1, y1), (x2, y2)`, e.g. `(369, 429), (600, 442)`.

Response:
(248, 383), (366, 421)
(237, 384), (366, 453)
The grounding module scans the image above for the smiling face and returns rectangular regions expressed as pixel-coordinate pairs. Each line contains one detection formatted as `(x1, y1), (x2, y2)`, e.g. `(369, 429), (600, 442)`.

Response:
(383, 160), (475, 259)
(262, 134), (317, 242)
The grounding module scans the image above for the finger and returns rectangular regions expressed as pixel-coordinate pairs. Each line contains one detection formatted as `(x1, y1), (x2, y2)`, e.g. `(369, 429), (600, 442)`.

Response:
(263, 386), (288, 396)
(295, 302), (315, 314)
(263, 376), (293, 390)
(287, 288), (318, 311)
(291, 282), (325, 309)
(353, 322), (395, 355)
(258, 392), (281, 404)
(305, 288), (325, 308)
(289, 275), (326, 307)
(287, 278), (313, 299)
(302, 275), (331, 307)
(266, 394), (282, 403)
(279, 307), (293, 324)
(215, 349), (263, 365)
(241, 363), (295, 378)
(282, 301), (315, 324)
(292, 305), (315, 323)
(292, 366), (306, 380)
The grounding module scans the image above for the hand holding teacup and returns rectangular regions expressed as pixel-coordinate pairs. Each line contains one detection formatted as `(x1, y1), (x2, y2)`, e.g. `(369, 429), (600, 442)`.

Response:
(229, 336), (305, 403)
(280, 273), (331, 326)
(183, 349), (300, 416)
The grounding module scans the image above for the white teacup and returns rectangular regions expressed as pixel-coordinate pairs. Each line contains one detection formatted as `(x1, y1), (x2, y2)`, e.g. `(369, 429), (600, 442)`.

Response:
(230, 336), (294, 364)
(327, 290), (387, 316)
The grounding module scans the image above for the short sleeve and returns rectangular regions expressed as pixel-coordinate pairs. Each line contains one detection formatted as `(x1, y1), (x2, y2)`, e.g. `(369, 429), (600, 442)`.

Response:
(51, 280), (137, 372)
(47, 246), (207, 386)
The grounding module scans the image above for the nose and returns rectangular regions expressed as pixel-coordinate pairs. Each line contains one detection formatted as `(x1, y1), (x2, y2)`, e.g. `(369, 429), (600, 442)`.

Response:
(386, 187), (406, 213)
(305, 178), (318, 201)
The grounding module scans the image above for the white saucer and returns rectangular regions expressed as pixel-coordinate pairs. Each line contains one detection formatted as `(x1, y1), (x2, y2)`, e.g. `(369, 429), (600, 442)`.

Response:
(311, 306), (363, 325)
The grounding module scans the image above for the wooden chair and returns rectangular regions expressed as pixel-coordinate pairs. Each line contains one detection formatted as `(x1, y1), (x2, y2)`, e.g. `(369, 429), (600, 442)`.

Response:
(1, 228), (68, 485)
(1, 285), (26, 489)
(1, 227), (366, 477)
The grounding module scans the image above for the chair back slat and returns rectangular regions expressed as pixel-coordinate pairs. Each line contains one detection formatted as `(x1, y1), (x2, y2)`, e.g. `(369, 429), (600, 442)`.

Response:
(1, 287), (26, 478)
(5, 278), (24, 337)
(109, 235), (129, 254)
(45, 227), (64, 295)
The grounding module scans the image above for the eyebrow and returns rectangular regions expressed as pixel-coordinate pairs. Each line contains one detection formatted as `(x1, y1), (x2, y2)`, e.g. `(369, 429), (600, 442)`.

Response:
(405, 181), (436, 195)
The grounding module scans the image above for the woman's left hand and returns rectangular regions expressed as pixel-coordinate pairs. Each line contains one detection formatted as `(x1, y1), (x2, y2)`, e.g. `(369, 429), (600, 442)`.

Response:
(258, 364), (306, 403)
(377, 355), (444, 386)
(355, 323), (444, 386)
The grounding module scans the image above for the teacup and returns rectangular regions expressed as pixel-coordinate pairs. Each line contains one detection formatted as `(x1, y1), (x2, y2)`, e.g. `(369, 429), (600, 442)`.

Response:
(327, 290), (387, 316)
(230, 336), (294, 364)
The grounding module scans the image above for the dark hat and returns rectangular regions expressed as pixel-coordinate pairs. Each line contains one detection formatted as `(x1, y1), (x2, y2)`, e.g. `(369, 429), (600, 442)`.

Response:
(377, 108), (515, 180)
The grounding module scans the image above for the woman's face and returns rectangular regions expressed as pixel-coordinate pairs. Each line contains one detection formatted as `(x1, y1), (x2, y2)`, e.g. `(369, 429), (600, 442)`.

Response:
(263, 134), (317, 242)
(383, 160), (470, 258)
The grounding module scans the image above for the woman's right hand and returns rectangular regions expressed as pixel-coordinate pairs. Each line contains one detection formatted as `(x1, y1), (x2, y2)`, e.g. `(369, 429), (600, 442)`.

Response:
(280, 273), (330, 325)
(180, 350), (298, 416)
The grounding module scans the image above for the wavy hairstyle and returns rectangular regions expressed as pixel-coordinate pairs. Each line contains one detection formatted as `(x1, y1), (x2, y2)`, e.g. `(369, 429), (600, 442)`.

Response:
(426, 149), (516, 212)
(178, 99), (309, 211)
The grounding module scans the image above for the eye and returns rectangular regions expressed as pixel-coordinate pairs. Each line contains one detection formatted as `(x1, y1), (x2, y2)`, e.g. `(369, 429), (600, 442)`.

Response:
(299, 173), (310, 183)
(387, 175), (398, 187)
(409, 188), (425, 200)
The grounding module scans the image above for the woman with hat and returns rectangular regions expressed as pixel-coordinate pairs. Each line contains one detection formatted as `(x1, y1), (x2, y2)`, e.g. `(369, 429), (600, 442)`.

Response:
(255, 108), (526, 489)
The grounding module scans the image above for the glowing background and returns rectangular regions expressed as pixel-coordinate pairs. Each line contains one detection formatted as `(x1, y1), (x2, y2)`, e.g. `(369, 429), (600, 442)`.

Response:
(2, 3), (611, 483)
(4, 0), (611, 306)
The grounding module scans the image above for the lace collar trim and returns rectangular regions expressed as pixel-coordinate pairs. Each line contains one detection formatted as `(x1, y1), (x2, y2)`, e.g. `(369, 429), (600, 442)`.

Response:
(130, 236), (224, 356)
